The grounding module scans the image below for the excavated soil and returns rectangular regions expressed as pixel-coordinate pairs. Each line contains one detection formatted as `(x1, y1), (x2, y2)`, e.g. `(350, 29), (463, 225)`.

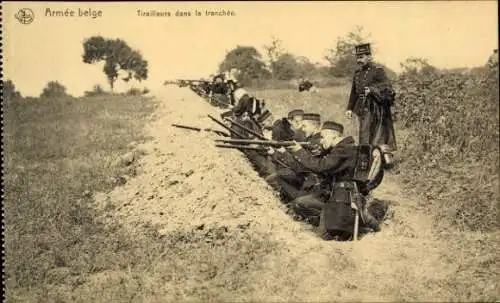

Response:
(93, 87), (469, 301)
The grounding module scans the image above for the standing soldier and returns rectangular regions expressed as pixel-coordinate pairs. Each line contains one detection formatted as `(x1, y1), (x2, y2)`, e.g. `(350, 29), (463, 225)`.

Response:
(345, 43), (397, 167)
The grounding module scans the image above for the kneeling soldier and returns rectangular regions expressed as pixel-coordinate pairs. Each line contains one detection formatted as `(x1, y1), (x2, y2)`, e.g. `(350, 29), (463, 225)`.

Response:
(283, 121), (383, 241)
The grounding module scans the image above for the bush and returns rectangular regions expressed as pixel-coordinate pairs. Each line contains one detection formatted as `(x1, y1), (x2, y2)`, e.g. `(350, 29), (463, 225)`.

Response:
(3, 79), (23, 102)
(84, 84), (110, 97)
(127, 87), (142, 96)
(393, 60), (499, 232)
(40, 81), (71, 98)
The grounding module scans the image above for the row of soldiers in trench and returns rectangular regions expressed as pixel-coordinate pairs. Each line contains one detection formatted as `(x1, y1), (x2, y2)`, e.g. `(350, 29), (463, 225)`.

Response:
(179, 69), (319, 108)
(176, 43), (398, 241)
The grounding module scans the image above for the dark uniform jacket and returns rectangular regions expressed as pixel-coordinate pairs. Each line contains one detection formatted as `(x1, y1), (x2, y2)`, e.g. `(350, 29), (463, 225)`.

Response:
(211, 82), (229, 95)
(347, 63), (394, 116)
(271, 118), (294, 141)
(271, 118), (306, 142)
(232, 95), (262, 117)
(288, 136), (357, 179)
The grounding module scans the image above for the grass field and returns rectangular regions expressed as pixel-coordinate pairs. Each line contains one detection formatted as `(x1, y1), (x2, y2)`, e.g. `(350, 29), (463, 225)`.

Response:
(3, 93), (278, 302)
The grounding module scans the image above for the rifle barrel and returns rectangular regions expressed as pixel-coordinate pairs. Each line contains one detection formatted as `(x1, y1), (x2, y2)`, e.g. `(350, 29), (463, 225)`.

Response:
(172, 124), (229, 137)
(207, 114), (246, 139)
(172, 124), (201, 131)
(224, 118), (267, 140)
(215, 138), (311, 146)
(215, 144), (267, 151)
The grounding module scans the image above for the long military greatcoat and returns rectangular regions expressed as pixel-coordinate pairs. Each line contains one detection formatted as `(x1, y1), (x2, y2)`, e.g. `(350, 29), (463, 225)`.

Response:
(347, 63), (397, 151)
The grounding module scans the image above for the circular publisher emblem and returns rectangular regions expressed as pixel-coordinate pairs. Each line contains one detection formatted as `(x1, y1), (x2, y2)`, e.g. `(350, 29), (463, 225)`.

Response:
(15, 8), (35, 24)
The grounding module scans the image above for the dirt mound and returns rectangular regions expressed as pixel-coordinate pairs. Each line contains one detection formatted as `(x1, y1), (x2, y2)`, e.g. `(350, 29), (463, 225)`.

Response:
(92, 86), (493, 301)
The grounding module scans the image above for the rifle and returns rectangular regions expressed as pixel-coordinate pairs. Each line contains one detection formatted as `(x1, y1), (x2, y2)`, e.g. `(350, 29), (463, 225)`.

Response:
(207, 114), (246, 139)
(164, 79), (209, 87)
(223, 118), (267, 140)
(215, 138), (312, 147)
(171, 123), (229, 137)
(209, 115), (291, 168)
(215, 144), (267, 151)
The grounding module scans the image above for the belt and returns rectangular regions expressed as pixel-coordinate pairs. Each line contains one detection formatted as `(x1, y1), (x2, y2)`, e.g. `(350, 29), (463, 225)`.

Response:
(333, 181), (356, 189)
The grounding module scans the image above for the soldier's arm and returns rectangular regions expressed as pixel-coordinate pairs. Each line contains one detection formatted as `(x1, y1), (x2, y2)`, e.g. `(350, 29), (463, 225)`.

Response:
(347, 75), (357, 111)
(271, 121), (282, 140)
(369, 67), (393, 101)
(290, 148), (348, 174)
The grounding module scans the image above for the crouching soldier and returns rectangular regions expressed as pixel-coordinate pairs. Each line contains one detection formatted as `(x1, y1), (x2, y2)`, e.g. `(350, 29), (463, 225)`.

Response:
(210, 75), (231, 107)
(264, 114), (324, 203)
(283, 121), (384, 241)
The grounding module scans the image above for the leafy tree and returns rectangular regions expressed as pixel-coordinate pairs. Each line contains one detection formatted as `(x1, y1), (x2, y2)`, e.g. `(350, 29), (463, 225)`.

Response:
(324, 26), (397, 79)
(324, 26), (370, 77)
(40, 81), (70, 98)
(82, 36), (148, 91)
(271, 53), (300, 80)
(3, 79), (22, 102)
(295, 56), (318, 78)
(263, 36), (285, 68)
(218, 45), (271, 86)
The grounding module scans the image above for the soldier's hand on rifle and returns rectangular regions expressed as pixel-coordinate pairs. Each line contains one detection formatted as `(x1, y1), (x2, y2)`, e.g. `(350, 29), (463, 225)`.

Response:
(286, 141), (302, 152)
(266, 147), (275, 155)
(345, 110), (353, 119)
(277, 147), (286, 153)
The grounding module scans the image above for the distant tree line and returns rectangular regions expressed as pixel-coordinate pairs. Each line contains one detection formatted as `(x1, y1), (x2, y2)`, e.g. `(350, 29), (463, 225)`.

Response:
(217, 26), (397, 86)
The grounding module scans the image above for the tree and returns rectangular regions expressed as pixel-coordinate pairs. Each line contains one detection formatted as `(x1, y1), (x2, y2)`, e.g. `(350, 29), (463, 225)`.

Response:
(218, 45), (271, 86)
(40, 81), (70, 98)
(3, 80), (22, 102)
(271, 53), (300, 80)
(295, 56), (318, 78)
(324, 26), (370, 77)
(82, 36), (148, 91)
(263, 36), (285, 68)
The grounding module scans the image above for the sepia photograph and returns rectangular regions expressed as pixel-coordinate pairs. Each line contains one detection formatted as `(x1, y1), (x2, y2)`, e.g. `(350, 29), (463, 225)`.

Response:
(2, 1), (499, 302)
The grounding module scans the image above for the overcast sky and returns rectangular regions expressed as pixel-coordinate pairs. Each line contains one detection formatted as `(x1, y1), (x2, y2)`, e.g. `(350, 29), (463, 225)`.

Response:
(4, 1), (498, 97)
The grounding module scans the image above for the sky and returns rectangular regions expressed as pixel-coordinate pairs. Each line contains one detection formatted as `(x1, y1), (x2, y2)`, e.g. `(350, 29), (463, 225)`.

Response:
(3, 1), (498, 97)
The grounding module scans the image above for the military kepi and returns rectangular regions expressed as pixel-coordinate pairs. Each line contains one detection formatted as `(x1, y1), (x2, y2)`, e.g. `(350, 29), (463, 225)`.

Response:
(287, 109), (304, 120)
(322, 121), (344, 134)
(302, 113), (321, 122)
(355, 43), (371, 56)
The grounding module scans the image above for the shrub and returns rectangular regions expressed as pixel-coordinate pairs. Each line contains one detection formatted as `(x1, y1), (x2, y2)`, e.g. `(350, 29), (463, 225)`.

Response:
(393, 59), (499, 232)
(84, 84), (110, 97)
(3, 79), (23, 102)
(40, 81), (71, 98)
(127, 87), (142, 96)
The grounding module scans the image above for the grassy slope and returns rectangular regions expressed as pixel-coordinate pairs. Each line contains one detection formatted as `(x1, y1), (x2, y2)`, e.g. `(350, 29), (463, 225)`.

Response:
(3, 94), (274, 302)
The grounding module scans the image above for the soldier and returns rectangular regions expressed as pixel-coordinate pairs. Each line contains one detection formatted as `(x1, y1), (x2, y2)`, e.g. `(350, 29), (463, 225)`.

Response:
(301, 113), (322, 139)
(265, 115), (326, 203)
(271, 109), (306, 141)
(298, 78), (315, 92)
(210, 75), (231, 107)
(281, 121), (383, 240)
(345, 43), (397, 168)
(231, 88), (264, 119)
